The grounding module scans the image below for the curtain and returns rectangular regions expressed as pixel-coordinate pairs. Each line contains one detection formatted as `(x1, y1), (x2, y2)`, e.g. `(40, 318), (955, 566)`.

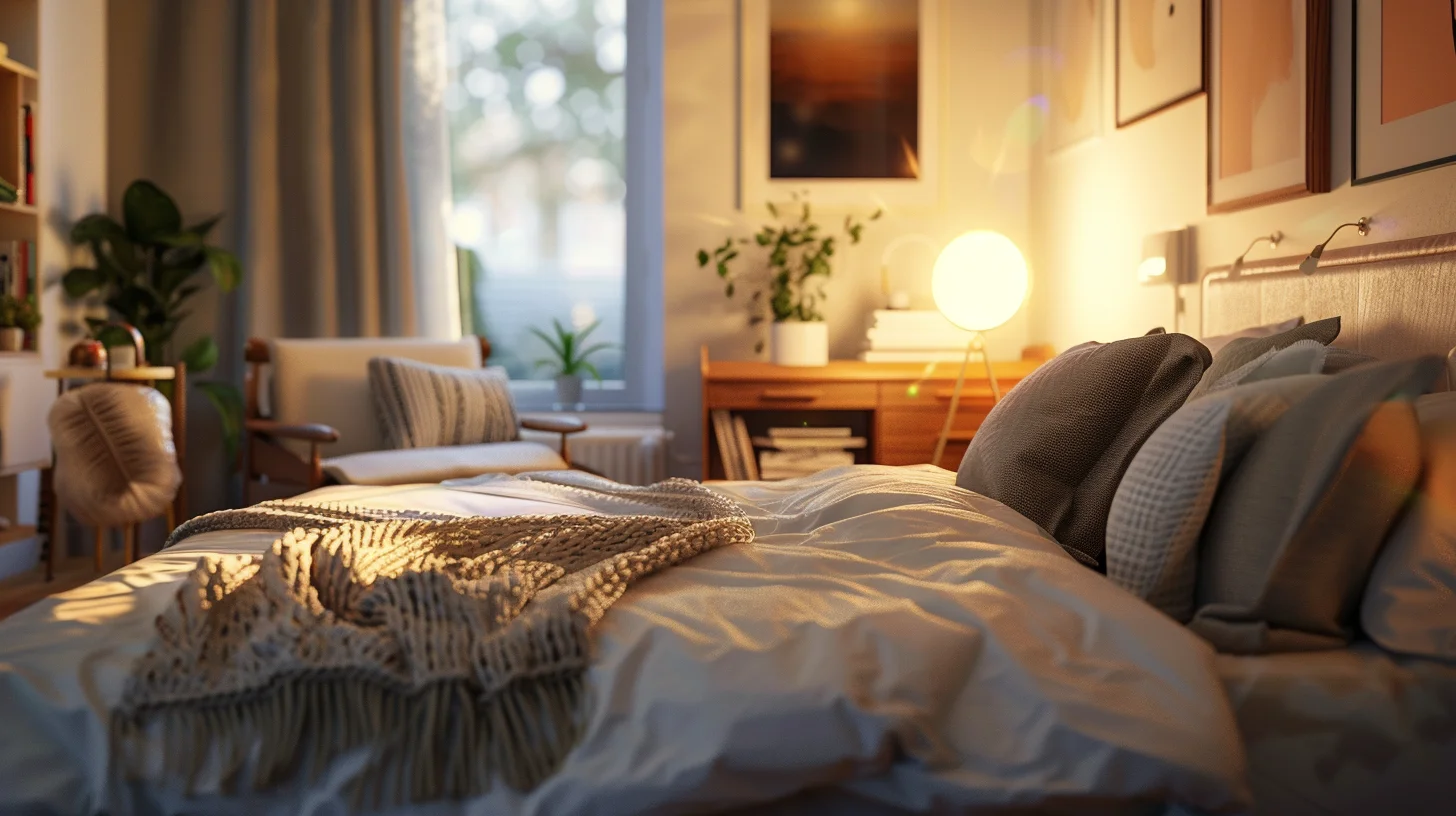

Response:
(107, 0), (458, 513)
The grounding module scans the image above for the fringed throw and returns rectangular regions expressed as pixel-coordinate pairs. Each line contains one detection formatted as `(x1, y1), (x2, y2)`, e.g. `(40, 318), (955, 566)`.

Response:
(112, 474), (752, 806)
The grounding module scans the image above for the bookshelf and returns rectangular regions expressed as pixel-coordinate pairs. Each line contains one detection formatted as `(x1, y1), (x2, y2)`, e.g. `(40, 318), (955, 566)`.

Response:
(0, 0), (55, 581)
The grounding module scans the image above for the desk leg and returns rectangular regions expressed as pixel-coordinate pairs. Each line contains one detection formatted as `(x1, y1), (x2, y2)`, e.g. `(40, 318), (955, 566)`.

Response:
(43, 378), (64, 582)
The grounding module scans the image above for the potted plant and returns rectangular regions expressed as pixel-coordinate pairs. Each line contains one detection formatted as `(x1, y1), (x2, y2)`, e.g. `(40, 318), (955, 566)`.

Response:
(0, 293), (38, 351)
(697, 192), (879, 366)
(61, 179), (245, 458)
(530, 318), (611, 410)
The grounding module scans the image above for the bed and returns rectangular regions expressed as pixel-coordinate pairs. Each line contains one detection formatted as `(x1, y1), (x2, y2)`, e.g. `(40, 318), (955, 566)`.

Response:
(2, 232), (1455, 815)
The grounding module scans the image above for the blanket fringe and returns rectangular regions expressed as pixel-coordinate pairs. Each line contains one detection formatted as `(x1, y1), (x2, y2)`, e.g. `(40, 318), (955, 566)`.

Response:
(111, 669), (587, 806)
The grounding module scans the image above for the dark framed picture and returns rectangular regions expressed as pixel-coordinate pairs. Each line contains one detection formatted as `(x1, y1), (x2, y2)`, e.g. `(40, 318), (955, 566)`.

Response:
(1046, 0), (1104, 151)
(1115, 0), (1205, 127)
(1207, 0), (1330, 213)
(1353, 0), (1456, 185)
(740, 0), (939, 209)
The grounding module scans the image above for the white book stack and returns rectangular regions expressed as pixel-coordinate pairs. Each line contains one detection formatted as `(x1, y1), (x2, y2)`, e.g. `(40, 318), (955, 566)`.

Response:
(754, 426), (862, 480)
(859, 309), (973, 362)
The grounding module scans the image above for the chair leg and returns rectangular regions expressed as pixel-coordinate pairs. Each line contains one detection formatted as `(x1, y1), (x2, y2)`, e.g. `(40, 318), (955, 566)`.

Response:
(124, 525), (137, 564)
(93, 528), (105, 573)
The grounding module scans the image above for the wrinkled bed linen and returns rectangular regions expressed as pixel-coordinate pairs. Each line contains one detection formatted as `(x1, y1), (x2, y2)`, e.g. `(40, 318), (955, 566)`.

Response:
(1218, 645), (1456, 816)
(0, 466), (1249, 814)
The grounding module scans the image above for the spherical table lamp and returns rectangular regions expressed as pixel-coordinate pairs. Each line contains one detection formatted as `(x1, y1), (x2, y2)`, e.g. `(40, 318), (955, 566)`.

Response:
(929, 230), (1030, 467)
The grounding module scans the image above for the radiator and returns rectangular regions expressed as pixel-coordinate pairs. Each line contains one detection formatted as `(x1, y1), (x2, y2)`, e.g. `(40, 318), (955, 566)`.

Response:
(524, 427), (672, 486)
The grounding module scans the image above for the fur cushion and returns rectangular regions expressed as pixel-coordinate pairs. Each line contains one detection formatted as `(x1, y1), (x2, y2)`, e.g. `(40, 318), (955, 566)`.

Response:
(48, 384), (181, 527)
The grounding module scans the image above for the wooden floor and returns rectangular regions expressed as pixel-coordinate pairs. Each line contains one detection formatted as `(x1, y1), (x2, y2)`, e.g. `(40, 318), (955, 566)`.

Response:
(0, 559), (107, 622)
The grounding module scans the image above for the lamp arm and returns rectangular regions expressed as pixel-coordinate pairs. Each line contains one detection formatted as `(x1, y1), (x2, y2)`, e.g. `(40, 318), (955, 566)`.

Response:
(1312, 218), (1372, 254)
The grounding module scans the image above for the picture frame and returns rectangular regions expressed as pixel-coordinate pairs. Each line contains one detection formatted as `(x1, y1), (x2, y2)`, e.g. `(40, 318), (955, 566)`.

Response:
(1115, 0), (1205, 128)
(739, 0), (940, 210)
(1046, 0), (1103, 152)
(1207, 0), (1330, 214)
(1352, 0), (1456, 185)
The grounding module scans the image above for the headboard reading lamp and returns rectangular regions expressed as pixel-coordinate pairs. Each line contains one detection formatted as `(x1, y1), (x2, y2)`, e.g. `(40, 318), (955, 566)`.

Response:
(1299, 217), (1371, 275)
(1229, 232), (1283, 277)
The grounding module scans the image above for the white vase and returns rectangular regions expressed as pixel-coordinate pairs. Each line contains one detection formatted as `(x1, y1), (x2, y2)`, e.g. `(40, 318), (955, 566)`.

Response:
(771, 321), (829, 367)
(554, 374), (584, 410)
(0, 327), (23, 352)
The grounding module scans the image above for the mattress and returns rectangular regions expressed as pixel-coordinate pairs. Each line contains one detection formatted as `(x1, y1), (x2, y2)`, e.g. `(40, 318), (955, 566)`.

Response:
(0, 466), (1250, 815)
(1217, 645), (1456, 816)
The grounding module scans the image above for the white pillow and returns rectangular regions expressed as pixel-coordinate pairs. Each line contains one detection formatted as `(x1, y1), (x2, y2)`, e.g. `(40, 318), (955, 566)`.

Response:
(1361, 392), (1456, 659)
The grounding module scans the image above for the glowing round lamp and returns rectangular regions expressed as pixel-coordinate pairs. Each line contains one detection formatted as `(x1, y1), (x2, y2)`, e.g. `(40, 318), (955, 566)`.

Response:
(931, 230), (1029, 332)
(927, 230), (1029, 468)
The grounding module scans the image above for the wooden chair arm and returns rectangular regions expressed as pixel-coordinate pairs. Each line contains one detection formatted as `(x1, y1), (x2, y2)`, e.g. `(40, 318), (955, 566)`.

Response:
(520, 416), (588, 435)
(245, 418), (341, 444)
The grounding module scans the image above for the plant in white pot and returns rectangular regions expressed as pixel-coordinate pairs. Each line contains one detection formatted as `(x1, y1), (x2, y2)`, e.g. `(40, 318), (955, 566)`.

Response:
(0, 293), (39, 352)
(697, 192), (880, 366)
(531, 318), (612, 410)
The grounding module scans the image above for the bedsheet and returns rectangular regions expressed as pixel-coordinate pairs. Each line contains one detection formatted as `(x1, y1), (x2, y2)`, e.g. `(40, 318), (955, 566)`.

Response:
(0, 466), (1250, 814)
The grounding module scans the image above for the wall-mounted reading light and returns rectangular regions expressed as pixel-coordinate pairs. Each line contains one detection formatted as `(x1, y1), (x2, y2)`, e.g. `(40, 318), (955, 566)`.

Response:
(1229, 231), (1283, 277)
(1300, 217), (1371, 275)
(1139, 228), (1192, 286)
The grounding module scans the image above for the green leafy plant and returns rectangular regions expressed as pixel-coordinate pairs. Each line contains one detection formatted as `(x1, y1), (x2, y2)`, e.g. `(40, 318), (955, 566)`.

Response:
(696, 192), (880, 336)
(530, 319), (611, 379)
(62, 179), (245, 459)
(0, 293), (39, 332)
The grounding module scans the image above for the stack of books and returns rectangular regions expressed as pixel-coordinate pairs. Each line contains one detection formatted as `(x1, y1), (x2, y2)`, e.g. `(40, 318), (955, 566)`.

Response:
(752, 427), (864, 480)
(711, 410), (759, 480)
(859, 309), (972, 362)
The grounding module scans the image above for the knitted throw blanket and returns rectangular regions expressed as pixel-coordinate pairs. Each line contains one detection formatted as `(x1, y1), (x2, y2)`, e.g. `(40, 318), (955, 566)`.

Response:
(112, 474), (752, 806)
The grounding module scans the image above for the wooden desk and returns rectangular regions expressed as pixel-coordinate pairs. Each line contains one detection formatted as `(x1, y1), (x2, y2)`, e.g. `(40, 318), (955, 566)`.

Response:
(700, 346), (1050, 480)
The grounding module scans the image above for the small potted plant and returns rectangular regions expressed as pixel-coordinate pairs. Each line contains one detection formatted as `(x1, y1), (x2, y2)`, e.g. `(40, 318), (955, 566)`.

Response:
(697, 192), (879, 366)
(0, 293), (38, 352)
(531, 318), (612, 410)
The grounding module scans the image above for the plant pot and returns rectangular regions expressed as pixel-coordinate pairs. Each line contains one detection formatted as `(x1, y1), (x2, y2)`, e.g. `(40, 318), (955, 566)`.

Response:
(771, 321), (829, 367)
(0, 327), (24, 352)
(554, 374), (584, 410)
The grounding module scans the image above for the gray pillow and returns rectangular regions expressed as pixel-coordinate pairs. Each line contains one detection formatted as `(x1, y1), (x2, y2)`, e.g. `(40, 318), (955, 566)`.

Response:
(1199, 316), (1303, 356)
(1361, 393), (1456, 659)
(1187, 316), (1342, 402)
(368, 356), (520, 449)
(1190, 357), (1443, 654)
(956, 333), (1211, 569)
(1106, 374), (1326, 621)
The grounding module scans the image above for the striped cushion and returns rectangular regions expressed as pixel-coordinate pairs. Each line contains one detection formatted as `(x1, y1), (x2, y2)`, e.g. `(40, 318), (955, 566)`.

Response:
(368, 356), (520, 449)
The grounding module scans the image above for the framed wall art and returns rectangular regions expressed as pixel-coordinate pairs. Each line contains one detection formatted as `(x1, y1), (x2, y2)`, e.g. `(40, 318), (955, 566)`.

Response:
(1353, 0), (1456, 185)
(1207, 0), (1330, 213)
(1115, 0), (1205, 127)
(1046, 0), (1103, 151)
(739, 0), (940, 209)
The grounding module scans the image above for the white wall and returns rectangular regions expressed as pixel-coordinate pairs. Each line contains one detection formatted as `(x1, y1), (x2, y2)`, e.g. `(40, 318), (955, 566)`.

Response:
(1030, 0), (1456, 351)
(663, 0), (1035, 477)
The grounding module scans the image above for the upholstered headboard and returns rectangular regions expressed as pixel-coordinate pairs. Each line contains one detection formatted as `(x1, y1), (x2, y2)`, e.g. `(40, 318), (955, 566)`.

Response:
(1202, 231), (1456, 386)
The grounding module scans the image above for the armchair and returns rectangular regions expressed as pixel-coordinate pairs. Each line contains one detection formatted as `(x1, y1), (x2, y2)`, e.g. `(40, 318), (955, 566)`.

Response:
(243, 336), (587, 502)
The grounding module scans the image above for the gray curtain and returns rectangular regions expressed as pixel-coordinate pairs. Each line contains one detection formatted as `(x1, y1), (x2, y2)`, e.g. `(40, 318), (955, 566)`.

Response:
(107, 0), (457, 513)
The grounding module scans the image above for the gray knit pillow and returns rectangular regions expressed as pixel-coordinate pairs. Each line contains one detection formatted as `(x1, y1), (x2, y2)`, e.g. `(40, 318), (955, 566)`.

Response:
(956, 333), (1211, 569)
(368, 356), (519, 449)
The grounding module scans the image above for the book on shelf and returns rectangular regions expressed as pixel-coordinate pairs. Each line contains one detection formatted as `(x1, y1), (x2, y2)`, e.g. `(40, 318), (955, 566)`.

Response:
(711, 409), (742, 480)
(0, 240), (34, 298)
(759, 449), (855, 480)
(753, 435), (866, 450)
(767, 426), (851, 439)
(732, 414), (759, 481)
(865, 327), (972, 350)
(21, 103), (33, 205)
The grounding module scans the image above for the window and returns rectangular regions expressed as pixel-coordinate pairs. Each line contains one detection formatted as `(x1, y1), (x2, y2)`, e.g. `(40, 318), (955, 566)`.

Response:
(444, 0), (662, 410)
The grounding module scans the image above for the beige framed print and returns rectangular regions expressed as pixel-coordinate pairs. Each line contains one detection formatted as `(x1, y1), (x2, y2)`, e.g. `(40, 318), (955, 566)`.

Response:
(1115, 0), (1205, 127)
(1046, 0), (1103, 152)
(740, 0), (940, 209)
(1207, 0), (1330, 213)
(1353, 0), (1456, 185)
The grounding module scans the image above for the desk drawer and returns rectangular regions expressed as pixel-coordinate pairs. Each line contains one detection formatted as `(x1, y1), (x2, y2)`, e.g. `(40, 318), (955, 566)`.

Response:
(705, 381), (876, 410)
(877, 406), (990, 468)
(879, 381), (998, 411)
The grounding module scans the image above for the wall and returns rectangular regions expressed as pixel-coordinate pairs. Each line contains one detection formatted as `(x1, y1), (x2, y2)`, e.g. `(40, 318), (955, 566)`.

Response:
(663, 0), (1036, 477)
(1030, 0), (1456, 351)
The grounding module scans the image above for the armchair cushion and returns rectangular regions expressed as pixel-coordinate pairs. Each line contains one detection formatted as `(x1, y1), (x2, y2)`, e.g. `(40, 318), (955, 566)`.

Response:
(270, 338), (481, 457)
(368, 355), (520, 448)
(322, 441), (567, 486)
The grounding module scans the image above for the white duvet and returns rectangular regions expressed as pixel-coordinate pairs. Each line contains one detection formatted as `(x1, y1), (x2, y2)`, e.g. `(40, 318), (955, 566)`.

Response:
(0, 466), (1249, 814)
